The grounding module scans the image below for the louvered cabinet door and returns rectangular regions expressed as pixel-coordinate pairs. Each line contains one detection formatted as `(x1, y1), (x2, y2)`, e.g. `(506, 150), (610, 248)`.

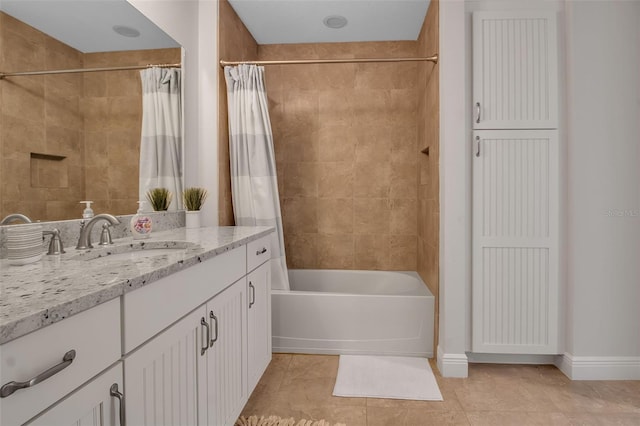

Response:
(473, 11), (558, 129)
(124, 308), (202, 426)
(247, 261), (272, 395)
(204, 278), (248, 426)
(472, 130), (559, 354)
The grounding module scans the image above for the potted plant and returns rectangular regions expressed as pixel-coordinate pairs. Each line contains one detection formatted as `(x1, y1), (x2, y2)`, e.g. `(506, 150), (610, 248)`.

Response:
(182, 187), (208, 228)
(146, 188), (173, 211)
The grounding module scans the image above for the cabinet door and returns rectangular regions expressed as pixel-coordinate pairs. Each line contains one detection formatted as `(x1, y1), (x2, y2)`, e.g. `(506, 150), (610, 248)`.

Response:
(203, 279), (248, 426)
(124, 307), (204, 426)
(473, 11), (558, 129)
(472, 130), (559, 354)
(247, 261), (272, 394)
(27, 364), (123, 426)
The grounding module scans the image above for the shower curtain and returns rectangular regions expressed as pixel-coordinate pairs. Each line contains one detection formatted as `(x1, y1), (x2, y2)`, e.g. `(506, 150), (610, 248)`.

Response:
(139, 67), (183, 209)
(224, 65), (290, 291)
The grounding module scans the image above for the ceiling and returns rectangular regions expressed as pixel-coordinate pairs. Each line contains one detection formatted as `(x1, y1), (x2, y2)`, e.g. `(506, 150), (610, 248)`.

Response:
(0, 0), (431, 53)
(0, 0), (179, 53)
(227, 0), (431, 45)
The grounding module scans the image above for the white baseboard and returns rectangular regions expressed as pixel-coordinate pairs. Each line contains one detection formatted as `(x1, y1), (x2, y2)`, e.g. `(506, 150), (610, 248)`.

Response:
(436, 345), (469, 378)
(467, 352), (559, 365)
(556, 353), (640, 380)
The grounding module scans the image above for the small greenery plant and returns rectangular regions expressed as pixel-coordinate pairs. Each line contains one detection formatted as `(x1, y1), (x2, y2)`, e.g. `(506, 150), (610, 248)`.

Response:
(146, 188), (173, 211)
(183, 187), (208, 211)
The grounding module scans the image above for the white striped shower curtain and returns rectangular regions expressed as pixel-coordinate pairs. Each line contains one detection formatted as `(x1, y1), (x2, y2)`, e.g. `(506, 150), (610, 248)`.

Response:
(224, 65), (290, 291)
(139, 67), (183, 209)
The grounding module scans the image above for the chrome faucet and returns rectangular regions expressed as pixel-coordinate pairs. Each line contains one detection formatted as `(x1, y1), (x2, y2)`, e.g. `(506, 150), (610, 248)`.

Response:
(0, 213), (32, 225)
(76, 214), (121, 250)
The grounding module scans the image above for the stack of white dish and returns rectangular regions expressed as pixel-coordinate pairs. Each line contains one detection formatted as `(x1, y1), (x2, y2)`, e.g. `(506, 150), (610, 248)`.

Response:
(6, 225), (44, 265)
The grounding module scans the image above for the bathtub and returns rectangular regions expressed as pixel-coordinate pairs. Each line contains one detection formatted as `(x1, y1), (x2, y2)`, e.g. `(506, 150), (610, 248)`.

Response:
(272, 269), (434, 357)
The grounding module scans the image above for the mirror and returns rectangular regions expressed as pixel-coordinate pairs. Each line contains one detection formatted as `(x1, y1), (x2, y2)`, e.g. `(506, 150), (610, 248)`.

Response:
(0, 0), (181, 223)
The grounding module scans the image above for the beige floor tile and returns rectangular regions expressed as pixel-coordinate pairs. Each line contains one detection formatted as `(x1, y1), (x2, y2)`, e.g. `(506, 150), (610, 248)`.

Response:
(242, 355), (640, 426)
(284, 354), (340, 381)
(366, 406), (407, 426)
(279, 377), (367, 408)
(466, 411), (571, 426)
(404, 409), (471, 426)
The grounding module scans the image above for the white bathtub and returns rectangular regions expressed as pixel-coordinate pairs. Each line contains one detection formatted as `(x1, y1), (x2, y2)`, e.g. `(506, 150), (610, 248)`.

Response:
(272, 269), (434, 357)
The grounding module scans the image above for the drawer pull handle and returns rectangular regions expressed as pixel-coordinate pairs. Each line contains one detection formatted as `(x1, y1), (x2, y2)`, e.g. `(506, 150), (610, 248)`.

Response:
(209, 311), (219, 347)
(200, 317), (210, 356)
(249, 282), (256, 308)
(256, 247), (267, 255)
(110, 383), (126, 426)
(0, 349), (76, 398)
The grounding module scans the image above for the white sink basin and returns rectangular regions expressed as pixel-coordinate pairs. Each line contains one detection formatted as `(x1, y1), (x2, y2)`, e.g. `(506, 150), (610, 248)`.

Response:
(71, 241), (198, 262)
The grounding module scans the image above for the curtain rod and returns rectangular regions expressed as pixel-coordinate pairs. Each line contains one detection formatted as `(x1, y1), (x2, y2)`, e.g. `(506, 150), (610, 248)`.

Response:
(219, 54), (438, 67)
(0, 63), (182, 79)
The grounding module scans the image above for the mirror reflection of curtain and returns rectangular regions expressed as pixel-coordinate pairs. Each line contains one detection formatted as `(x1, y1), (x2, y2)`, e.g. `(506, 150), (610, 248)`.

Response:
(139, 67), (183, 209)
(224, 64), (290, 291)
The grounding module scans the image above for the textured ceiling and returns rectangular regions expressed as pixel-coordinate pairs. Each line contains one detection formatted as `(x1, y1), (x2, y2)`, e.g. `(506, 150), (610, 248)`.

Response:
(0, 0), (179, 53)
(227, 0), (431, 45)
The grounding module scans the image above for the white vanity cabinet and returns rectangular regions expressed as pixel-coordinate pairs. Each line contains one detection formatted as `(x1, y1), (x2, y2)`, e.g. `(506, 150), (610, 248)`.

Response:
(122, 235), (273, 426)
(0, 298), (121, 426)
(0, 230), (273, 426)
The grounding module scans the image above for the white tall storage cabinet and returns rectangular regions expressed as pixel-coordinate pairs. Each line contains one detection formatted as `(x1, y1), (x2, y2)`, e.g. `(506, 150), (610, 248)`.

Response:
(472, 10), (560, 354)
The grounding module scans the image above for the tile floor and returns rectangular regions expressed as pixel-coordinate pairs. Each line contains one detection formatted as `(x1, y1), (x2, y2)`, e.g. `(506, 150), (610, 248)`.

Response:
(240, 354), (640, 426)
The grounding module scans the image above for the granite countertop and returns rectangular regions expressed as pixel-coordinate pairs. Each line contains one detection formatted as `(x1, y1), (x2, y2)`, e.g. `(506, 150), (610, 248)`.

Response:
(0, 226), (274, 345)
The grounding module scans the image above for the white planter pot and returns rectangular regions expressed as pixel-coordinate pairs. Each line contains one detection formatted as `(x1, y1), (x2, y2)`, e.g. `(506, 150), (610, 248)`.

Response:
(185, 210), (201, 229)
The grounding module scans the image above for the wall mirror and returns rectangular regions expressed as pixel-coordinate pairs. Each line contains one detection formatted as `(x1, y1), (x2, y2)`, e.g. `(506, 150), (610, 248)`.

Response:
(0, 0), (182, 224)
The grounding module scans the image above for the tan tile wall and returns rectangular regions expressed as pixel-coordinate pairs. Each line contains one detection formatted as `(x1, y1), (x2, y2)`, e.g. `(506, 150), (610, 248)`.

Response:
(0, 12), (84, 221)
(260, 42), (420, 270)
(83, 48), (181, 216)
(0, 12), (179, 221)
(417, 0), (440, 350)
(217, 0), (258, 226)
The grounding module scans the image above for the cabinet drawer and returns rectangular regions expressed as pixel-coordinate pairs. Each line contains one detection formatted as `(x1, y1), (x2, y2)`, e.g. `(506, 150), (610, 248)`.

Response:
(123, 246), (246, 353)
(247, 234), (271, 273)
(0, 298), (120, 426)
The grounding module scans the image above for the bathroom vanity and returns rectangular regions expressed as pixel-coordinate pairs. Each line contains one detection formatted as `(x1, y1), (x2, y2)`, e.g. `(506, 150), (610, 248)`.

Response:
(0, 226), (273, 426)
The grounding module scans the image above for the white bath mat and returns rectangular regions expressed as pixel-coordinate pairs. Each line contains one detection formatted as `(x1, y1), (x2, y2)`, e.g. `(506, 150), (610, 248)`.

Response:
(332, 355), (443, 401)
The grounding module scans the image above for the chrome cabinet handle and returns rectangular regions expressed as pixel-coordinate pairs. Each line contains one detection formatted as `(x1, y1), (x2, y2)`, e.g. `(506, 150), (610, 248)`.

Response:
(475, 136), (481, 157)
(256, 247), (267, 255)
(249, 282), (256, 308)
(0, 349), (76, 398)
(110, 383), (126, 426)
(475, 102), (481, 123)
(200, 317), (210, 356)
(209, 311), (218, 347)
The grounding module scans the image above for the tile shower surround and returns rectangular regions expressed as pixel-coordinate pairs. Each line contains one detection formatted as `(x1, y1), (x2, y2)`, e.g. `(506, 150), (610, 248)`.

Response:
(217, 0), (441, 277)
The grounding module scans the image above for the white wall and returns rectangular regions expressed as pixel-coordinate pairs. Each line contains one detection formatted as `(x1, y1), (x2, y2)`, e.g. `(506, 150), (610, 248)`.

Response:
(438, 0), (470, 378)
(127, 0), (219, 226)
(564, 0), (640, 371)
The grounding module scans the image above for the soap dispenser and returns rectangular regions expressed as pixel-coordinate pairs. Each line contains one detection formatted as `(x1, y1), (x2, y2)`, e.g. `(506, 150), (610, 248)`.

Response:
(80, 201), (94, 219)
(130, 201), (152, 240)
